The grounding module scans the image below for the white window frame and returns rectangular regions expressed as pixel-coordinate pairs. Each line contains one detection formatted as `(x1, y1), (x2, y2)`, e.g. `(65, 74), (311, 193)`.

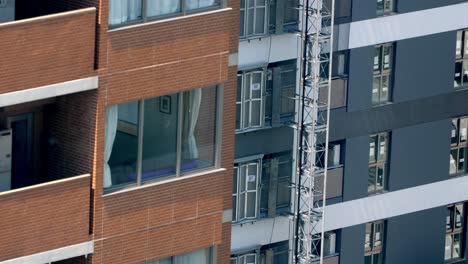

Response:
(236, 70), (266, 132)
(240, 0), (268, 39)
(231, 252), (258, 264)
(233, 159), (262, 223)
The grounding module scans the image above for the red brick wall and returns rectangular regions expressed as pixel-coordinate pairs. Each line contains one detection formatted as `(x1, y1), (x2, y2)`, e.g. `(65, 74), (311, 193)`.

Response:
(0, 8), (96, 94)
(0, 175), (91, 261)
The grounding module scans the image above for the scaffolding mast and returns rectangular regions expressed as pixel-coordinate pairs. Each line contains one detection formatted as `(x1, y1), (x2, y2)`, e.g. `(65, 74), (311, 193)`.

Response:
(292, 0), (335, 262)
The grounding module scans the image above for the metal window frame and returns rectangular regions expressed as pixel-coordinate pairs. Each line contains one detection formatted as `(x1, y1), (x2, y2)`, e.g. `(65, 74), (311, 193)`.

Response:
(231, 251), (259, 264)
(445, 203), (465, 261)
(450, 117), (468, 176)
(365, 221), (386, 260)
(376, 0), (396, 17)
(455, 30), (468, 88)
(372, 44), (394, 106)
(368, 132), (389, 195)
(241, 0), (268, 39)
(236, 69), (267, 133)
(233, 158), (262, 223)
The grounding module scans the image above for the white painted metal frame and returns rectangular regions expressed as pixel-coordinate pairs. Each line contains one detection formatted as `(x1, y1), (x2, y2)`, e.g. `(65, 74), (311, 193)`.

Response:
(292, 0), (335, 262)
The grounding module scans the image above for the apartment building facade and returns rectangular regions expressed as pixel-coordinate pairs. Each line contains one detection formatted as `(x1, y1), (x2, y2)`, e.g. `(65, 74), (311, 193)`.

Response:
(231, 0), (468, 264)
(0, 0), (238, 263)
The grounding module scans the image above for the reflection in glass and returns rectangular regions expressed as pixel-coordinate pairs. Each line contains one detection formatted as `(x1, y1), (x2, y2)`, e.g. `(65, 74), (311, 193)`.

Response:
(147, 0), (181, 17)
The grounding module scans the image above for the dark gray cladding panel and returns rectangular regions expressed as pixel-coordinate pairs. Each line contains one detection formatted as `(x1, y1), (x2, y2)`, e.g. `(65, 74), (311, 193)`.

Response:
(388, 119), (451, 191)
(393, 31), (455, 103)
(385, 207), (446, 264)
(397, 0), (467, 14)
(351, 0), (376, 22)
(343, 136), (369, 201)
(234, 126), (294, 159)
(347, 46), (374, 112)
(339, 224), (366, 264)
(329, 89), (468, 142)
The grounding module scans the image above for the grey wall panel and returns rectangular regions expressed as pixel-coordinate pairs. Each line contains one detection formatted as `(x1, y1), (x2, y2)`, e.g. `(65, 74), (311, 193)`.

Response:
(235, 127), (294, 158)
(393, 32), (455, 103)
(351, 0), (375, 22)
(385, 207), (446, 264)
(329, 89), (468, 142)
(339, 225), (365, 264)
(389, 119), (451, 191)
(347, 46), (374, 112)
(397, 0), (466, 14)
(343, 136), (369, 201)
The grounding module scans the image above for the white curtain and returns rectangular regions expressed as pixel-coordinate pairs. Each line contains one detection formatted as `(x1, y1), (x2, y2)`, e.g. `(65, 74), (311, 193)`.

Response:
(104, 105), (119, 188)
(187, 89), (202, 159)
(147, 0), (180, 17)
(175, 248), (208, 264)
(109, 0), (142, 25)
(186, 0), (215, 10)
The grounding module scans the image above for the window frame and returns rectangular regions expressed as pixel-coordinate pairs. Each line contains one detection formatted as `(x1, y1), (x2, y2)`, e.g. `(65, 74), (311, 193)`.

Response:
(365, 221), (386, 264)
(450, 117), (468, 177)
(376, 0), (396, 17)
(233, 157), (262, 223)
(372, 43), (394, 106)
(239, 0), (269, 39)
(104, 85), (223, 194)
(231, 251), (260, 264)
(108, 0), (224, 29)
(236, 69), (267, 133)
(454, 30), (468, 89)
(368, 132), (390, 195)
(445, 203), (465, 262)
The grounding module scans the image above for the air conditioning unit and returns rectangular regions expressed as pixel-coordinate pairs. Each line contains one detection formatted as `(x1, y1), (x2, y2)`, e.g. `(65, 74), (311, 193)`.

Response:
(0, 0), (15, 23)
(0, 129), (12, 192)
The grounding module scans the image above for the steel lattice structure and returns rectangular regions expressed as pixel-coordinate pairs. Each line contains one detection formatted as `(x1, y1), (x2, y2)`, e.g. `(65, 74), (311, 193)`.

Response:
(292, 0), (335, 263)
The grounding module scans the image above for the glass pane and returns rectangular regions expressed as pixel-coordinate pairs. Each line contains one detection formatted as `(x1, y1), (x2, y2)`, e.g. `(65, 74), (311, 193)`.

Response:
(380, 75), (390, 103)
(458, 147), (466, 173)
(181, 87), (217, 174)
(374, 222), (383, 247)
(446, 206), (453, 231)
(452, 119), (459, 145)
(365, 223), (372, 250)
(465, 30), (468, 57)
(142, 94), (178, 181)
(237, 75), (243, 103)
(329, 143), (341, 167)
(246, 192), (257, 217)
(372, 77), (381, 105)
(109, 0), (142, 25)
(233, 167), (238, 193)
(231, 258), (237, 264)
(239, 192), (246, 219)
(369, 135), (377, 162)
(241, 165), (247, 192)
(246, 255), (256, 264)
(107, 101), (139, 188)
(277, 175), (291, 207)
(244, 102), (251, 128)
(445, 234), (453, 260)
(378, 134), (387, 161)
(247, 3), (255, 36)
(455, 62), (462, 88)
(186, 0), (219, 10)
(376, 164), (385, 192)
(250, 100), (262, 127)
(147, 0), (181, 17)
(284, 0), (298, 24)
(456, 31), (463, 59)
(247, 163), (258, 190)
(453, 233), (461, 259)
(455, 204), (464, 228)
(383, 45), (392, 70)
(460, 118), (468, 143)
(384, 0), (393, 12)
(145, 256), (172, 264)
(376, 0), (384, 16)
(373, 252), (383, 264)
(450, 149), (458, 175)
(232, 196), (237, 221)
(240, 9), (245, 37)
(374, 47), (381, 73)
(176, 248), (210, 263)
(236, 103), (242, 130)
(365, 255), (372, 264)
(254, 7), (266, 35)
(463, 60), (468, 86)
(251, 72), (263, 99)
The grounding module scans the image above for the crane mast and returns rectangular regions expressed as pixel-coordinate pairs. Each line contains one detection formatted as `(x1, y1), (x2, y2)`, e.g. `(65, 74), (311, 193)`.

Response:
(292, 0), (335, 262)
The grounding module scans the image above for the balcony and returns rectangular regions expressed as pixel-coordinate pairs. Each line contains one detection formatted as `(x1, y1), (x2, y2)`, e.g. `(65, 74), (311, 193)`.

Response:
(0, 5), (96, 94)
(0, 174), (91, 261)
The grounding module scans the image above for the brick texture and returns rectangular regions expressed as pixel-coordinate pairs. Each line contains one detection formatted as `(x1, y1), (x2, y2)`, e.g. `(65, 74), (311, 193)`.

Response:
(0, 175), (91, 261)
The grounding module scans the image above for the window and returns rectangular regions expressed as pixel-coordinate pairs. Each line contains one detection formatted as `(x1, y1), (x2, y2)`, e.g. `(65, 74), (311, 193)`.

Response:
(268, 0), (299, 34)
(233, 159), (261, 222)
(237, 70), (265, 131)
(104, 86), (220, 192)
(450, 117), (468, 176)
(365, 221), (385, 264)
(376, 0), (395, 16)
(455, 30), (468, 88)
(240, 0), (267, 38)
(372, 44), (393, 106)
(446, 203), (465, 262)
(316, 142), (343, 169)
(368, 133), (389, 194)
(146, 247), (214, 264)
(231, 252), (258, 264)
(311, 231), (338, 257)
(109, 0), (221, 27)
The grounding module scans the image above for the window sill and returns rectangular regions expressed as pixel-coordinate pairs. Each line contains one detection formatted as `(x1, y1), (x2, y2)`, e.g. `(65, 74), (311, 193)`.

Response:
(103, 167), (226, 197)
(371, 101), (393, 108)
(108, 7), (232, 33)
(232, 218), (259, 226)
(239, 34), (271, 42)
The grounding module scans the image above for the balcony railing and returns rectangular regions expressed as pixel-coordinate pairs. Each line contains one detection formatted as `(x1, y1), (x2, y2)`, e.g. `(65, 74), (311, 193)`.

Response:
(0, 174), (91, 261)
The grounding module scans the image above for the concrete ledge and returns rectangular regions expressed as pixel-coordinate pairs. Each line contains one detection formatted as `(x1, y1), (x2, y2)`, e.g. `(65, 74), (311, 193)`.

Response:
(0, 77), (98, 107)
(0, 241), (93, 264)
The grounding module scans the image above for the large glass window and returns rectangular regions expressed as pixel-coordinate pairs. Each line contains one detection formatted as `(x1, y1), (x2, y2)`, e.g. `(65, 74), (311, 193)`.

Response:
(368, 133), (389, 194)
(239, 0), (267, 38)
(109, 0), (220, 26)
(365, 221), (385, 264)
(446, 203), (465, 262)
(376, 0), (395, 16)
(233, 159), (260, 222)
(451, 117), (468, 176)
(372, 44), (393, 106)
(146, 247), (214, 264)
(230, 253), (258, 264)
(236, 70), (265, 132)
(455, 30), (468, 88)
(105, 86), (219, 192)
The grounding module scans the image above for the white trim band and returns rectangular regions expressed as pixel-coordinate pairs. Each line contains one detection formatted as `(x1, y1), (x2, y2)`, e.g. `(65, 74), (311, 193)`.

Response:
(0, 241), (94, 264)
(0, 76), (99, 108)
